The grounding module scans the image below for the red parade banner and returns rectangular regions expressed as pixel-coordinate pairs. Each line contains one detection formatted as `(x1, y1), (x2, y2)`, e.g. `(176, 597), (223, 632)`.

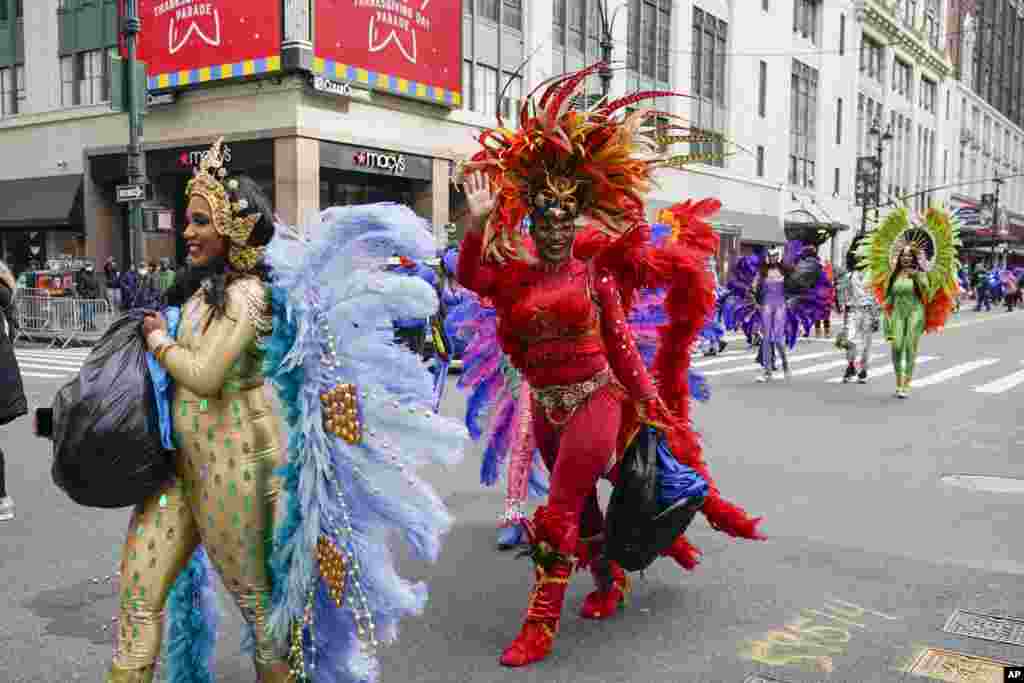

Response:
(131, 0), (282, 90)
(314, 0), (463, 108)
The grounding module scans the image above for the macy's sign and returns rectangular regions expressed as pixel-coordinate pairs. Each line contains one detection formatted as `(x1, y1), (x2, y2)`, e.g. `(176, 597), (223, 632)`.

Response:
(353, 150), (406, 175)
(178, 144), (232, 168)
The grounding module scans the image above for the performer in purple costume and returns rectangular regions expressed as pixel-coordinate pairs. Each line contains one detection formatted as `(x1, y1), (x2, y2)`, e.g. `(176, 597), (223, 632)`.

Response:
(755, 248), (792, 382)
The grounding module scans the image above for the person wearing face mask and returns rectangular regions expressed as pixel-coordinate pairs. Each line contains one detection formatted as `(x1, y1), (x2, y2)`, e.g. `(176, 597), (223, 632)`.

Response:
(119, 263), (139, 310)
(857, 207), (960, 398)
(76, 263), (101, 330)
(456, 66), (764, 667)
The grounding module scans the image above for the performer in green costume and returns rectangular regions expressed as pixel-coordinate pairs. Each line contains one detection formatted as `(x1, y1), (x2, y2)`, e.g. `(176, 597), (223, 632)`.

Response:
(884, 246), (929, 397)
(857, 207), (961, 399)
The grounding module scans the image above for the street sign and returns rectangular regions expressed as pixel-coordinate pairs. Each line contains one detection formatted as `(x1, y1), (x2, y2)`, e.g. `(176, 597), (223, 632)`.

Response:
(116, 184), (147, 203)
(147, 92), (176, 107)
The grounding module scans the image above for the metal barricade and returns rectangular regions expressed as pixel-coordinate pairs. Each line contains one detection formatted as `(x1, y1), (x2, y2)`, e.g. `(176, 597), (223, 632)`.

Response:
(47, 298), (113, 348)
(12, 295), (54, 344)
(12, 293), (113, 347)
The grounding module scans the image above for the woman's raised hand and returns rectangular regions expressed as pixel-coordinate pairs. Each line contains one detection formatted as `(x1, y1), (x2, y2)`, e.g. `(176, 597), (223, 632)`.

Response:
(464, 171), (496, 231)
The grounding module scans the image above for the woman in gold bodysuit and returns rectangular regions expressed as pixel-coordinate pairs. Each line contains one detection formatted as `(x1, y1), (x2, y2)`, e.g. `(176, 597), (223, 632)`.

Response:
(109, 166), (291, 681)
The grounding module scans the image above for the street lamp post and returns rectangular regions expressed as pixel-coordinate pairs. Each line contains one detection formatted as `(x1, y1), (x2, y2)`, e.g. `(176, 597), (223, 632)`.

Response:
(857, 119), (893, 236)
(990, 174), (1003, 267)
(871, 119), (893, 222)
(123, 0), (147, 267)
(595, 0), (618, 98)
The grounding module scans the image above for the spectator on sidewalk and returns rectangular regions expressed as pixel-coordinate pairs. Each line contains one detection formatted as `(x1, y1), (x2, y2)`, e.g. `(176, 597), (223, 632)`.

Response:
(76, 263), (101, 330)
(0, 260), (26, 522)
(119, 263), (139, 310)
(103, 257), (122, 311)
(157, 258), (176, 296)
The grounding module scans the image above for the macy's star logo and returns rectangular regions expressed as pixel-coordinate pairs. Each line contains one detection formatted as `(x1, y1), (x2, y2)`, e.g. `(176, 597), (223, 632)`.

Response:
(168, 4), (222, 55)
(367, 0), (429, 65)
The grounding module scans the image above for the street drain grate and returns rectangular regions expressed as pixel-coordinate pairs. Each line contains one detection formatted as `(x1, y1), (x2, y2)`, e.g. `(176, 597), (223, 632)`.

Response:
(943, 609), (1024, 646)
(743, 676), (790, 683)
(940, 474), (1024, 494)
(907, 647), (1016, 681)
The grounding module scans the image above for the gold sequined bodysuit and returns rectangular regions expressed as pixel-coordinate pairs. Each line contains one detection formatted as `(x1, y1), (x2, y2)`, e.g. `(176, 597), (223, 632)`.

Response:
(113, 276), (285, 677)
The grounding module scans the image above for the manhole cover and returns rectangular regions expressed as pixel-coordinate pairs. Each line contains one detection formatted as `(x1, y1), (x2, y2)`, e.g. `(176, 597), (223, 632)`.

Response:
(943, 609), (1024, 646)
(907, 647), (1016, 682)
(940, 474), (1024, 494)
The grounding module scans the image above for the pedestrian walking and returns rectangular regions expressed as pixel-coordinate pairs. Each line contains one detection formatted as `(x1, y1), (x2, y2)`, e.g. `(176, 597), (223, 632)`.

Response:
(836, 241), (880, 383)
(0, 260), (27, 521)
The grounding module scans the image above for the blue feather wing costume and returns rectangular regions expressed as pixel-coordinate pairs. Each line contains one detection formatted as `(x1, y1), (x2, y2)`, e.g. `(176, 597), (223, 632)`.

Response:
(260, 203), (469, 682)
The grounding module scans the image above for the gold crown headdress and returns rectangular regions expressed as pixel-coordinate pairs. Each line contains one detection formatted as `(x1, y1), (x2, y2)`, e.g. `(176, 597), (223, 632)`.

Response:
(186, 137), (264, 272)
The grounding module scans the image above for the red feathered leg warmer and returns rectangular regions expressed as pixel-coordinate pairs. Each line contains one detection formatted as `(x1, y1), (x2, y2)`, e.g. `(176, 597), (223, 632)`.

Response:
(500, 506), (577, 667)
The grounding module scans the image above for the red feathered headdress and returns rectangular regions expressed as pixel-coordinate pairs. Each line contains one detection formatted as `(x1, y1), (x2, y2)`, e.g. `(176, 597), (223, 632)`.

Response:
(458, 63), (728, 264)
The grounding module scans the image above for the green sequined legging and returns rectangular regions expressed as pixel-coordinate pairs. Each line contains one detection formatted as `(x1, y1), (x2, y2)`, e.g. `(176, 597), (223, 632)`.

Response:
(887, 305), (925, 378)
(113, 388), (284, 671)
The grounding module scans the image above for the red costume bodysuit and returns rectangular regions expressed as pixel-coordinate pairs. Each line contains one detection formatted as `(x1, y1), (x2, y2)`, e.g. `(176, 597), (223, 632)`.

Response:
(458, 228), (660, 664)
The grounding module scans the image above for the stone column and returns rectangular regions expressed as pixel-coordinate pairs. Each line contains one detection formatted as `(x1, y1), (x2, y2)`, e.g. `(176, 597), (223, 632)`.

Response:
(608, 0), (630, 100)
(525, 0), (553, 92)
(24, 0), (60, 114)
(431, 158), (451, 248)
(274, 136), (320, 229)
(282, 0), (314, 72)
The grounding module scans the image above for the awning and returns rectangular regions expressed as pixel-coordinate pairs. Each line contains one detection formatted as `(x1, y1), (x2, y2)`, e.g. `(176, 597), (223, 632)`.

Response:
(0, 174), (84, 229)
(644, 200), (784, 244)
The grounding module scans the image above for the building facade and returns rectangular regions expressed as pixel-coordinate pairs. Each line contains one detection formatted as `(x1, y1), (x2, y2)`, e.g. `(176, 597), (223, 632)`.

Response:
(945, 0), (1024, 267)
(851, 0), (954, 252)
(0, 0), (873, 279)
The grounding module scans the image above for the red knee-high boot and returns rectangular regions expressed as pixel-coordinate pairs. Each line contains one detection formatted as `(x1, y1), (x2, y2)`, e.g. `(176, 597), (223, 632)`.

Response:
(500, 506), (578, 668)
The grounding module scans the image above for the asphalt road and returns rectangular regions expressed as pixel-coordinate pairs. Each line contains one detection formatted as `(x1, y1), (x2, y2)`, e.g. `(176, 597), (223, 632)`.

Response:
(2, 307), (1023, 683)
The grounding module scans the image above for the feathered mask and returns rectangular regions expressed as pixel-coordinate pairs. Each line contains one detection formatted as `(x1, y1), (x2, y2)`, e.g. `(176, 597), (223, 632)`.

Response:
(457, 62), (730, 263)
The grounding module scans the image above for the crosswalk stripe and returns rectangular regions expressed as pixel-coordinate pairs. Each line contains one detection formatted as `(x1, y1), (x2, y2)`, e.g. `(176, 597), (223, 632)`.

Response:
(15, 351), (90, 360)
(701, 350), (837, 377)
(17, 363), (81, 373)
(693, 350), (764, 367)
(974, 363), (1024, 394)
(825, 356), (939, 382)
(21, 372), (68, 379)
(910, 358), (1000, 388)
(15, 354), (85, 365)
(788, 353), (886, 377)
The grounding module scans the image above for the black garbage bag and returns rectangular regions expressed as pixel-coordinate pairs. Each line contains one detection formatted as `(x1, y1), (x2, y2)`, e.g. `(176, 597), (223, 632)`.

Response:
(50, 310), (173, 508)
(605, 426), (707, 573)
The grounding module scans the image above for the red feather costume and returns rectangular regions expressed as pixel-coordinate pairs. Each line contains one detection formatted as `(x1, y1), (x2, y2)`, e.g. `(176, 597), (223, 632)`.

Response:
(456, 64), (763, 667)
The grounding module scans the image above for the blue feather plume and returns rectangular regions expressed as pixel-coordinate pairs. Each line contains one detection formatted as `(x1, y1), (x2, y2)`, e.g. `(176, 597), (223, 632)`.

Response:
(264, 204), (468, 683)
(480, 397), (516, 486)
(160, 547), (219, 683)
